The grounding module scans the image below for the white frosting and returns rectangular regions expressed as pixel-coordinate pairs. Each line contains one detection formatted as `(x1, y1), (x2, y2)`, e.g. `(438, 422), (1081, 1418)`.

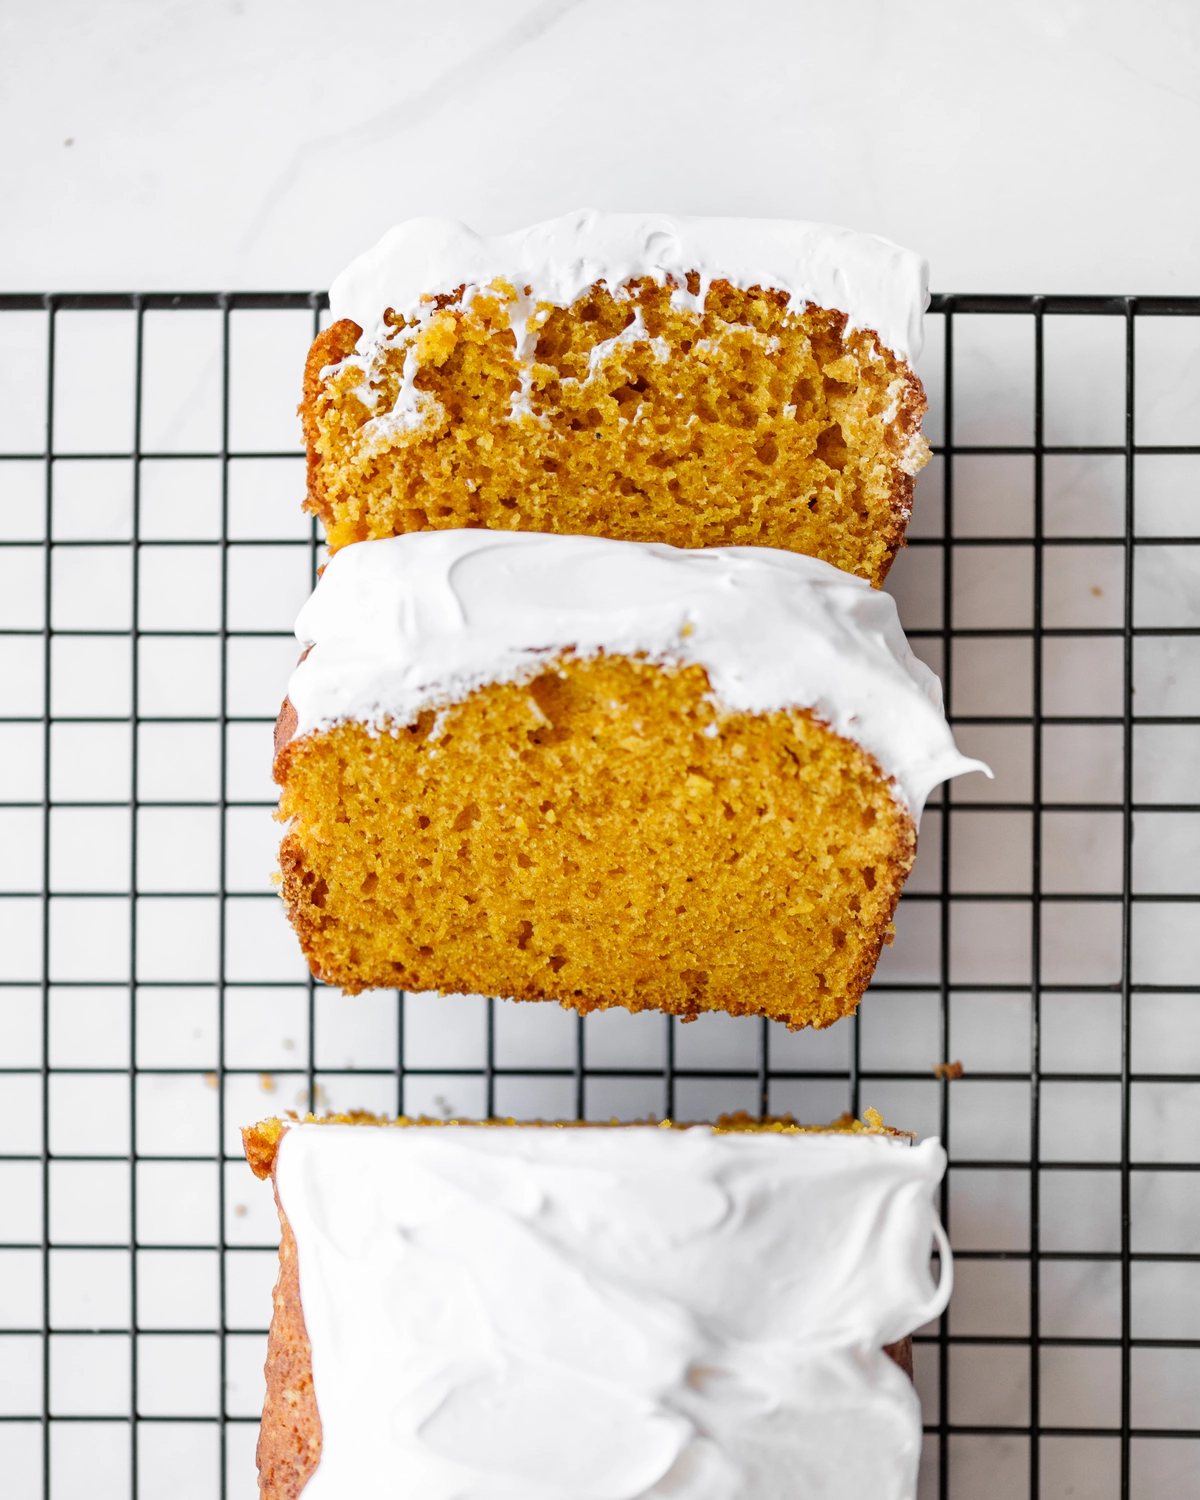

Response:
(286, 530), (987, 818)
(276, 1123), (951, 1500)
(329, 209), (929, 365)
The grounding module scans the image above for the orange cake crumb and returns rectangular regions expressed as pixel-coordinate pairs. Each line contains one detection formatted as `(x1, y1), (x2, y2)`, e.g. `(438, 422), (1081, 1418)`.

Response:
(273, 653), (915, 1029)
(302, 280), (928, 585)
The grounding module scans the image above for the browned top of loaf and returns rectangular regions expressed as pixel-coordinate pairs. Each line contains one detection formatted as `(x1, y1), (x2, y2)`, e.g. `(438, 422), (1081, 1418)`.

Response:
(242, 1107), (910, 1180)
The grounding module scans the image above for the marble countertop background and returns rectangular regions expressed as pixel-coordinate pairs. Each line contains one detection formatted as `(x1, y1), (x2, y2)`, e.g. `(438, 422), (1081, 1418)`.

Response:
(2, 0), (1198, 294)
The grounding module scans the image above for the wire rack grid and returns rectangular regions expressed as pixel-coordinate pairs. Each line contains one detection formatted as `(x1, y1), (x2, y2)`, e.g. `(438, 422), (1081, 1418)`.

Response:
(0, 289), (1198, 1500)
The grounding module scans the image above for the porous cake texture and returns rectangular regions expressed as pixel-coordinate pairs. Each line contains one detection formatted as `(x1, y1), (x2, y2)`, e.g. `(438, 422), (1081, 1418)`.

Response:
(244, 1114), (949, 1500)
(277, 654), (912, 1026)
(303, 211), (930, 585)
(273, 532), (984, 1028)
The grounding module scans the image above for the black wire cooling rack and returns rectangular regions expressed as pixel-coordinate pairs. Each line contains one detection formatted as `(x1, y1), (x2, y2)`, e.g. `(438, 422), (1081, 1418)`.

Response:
(0, 289), (1198, 1500)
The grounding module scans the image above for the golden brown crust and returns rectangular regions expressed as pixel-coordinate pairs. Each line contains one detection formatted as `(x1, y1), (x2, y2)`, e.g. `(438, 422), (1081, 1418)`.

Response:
(243, 1116), (287, 1180)
(243, 1110), (911, 1179)
(883, 1338), (914, 1378)
(298, 282), (926, 584)
(273, 699), (298, 761)
(257, 1192), (321, 1500)
(272, 656), (915, 1028)
(301, 318), (362, 529)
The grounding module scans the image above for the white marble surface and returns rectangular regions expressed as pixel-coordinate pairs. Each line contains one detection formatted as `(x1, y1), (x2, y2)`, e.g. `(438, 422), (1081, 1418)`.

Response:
(3, 0), (1199, 293)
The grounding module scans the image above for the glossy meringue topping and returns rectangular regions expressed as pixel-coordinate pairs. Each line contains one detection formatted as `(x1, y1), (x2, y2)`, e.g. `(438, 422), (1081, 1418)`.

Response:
(329, 209), (929, 365)
(285, 530), (986, 818)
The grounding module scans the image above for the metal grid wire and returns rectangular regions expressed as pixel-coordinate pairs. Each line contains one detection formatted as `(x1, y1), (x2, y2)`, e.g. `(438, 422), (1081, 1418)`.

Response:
(0, 289), (1198, 1500)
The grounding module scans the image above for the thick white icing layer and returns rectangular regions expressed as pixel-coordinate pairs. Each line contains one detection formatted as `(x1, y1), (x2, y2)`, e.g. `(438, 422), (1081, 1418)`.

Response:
(276, 1124), (951, 1500)
(329, 209), (929, 365)
(286, 530), (987, 818)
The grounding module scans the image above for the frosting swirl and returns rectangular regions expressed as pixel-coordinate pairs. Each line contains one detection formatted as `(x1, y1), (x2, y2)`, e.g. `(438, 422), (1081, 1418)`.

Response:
(329, 209), (929, 365)
(277, 1124), (951, 1500)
